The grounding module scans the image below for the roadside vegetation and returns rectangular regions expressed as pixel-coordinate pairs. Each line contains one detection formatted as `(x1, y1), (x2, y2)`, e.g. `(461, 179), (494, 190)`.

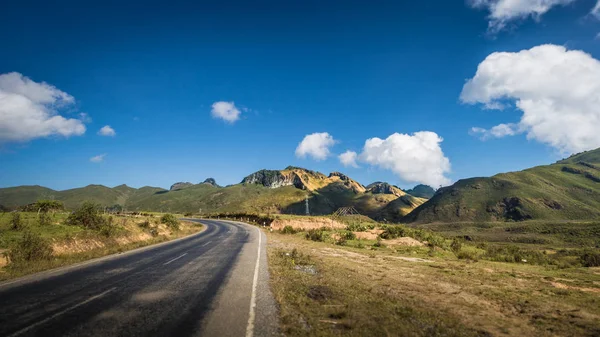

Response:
(266, 215), (600, 336)
(0, 202), (203, 281)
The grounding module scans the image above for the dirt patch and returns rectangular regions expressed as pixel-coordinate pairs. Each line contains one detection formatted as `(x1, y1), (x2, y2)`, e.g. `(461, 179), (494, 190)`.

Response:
(385, 237), (424, 247)
(271, 217), (346, 231)
(52, 237), (106, 255)
(550, 281), (600, 294)
(353, 229), (383, 240)
(0, 250), (7, 268)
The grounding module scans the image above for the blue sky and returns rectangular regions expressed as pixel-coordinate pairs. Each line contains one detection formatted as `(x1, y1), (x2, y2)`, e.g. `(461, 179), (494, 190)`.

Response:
(1, 0), (600, 190)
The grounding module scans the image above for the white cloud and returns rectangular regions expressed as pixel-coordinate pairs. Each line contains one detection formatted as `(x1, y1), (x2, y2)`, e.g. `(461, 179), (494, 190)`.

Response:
(468, 0), (575, 32)
(339, 150), (359, 168)
(461, 44), (600, 154)
(211, 101), (241, 123)
(90, 154), (106, 163)
(79, 113), (92, 123)
(592, 0), (600, 18)
(0, 72), (86, 143)
(98, 125), (116, 137)
(358, 132), (451, 187)
(469, 123), (520, 140)
(295, 132), (336, 161)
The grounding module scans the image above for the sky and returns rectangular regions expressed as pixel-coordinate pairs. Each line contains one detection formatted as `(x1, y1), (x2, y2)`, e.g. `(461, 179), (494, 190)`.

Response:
(1, 0), (600, 190)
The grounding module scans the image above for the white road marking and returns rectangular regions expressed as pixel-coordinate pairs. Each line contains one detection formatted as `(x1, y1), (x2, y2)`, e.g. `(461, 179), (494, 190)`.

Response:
(163, 253), (188, 265)
(202, 241), (212, 247)
(245, 227), (262, 337)
(8, 287), (117, 337)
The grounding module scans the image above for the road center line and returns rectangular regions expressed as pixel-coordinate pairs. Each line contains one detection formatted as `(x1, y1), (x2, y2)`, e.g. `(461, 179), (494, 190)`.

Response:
(8, 287), (117, 337)
(202, 241), (212, 247)
(245, 227), (262, 337)
(163, 253), (188, 265)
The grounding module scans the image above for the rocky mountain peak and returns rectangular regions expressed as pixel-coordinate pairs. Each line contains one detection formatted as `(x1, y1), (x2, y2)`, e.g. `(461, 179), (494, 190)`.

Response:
(170, 182), (193, 191)
(202, 178), (219, 187)
(366, 182), (405, 197)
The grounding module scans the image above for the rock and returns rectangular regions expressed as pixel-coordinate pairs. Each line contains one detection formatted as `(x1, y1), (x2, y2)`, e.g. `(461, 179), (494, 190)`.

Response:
(170, 182), (193, 191)
(202, 178), (219, 187)
(366, 182), (404, 197)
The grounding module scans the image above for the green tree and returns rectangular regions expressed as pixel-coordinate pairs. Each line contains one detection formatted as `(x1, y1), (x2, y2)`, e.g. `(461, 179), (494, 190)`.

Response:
(65, 202), (106, 229)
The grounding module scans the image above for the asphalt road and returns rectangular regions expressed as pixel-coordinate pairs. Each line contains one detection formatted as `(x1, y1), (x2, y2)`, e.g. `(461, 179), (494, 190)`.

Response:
(0, 219), (279, 337)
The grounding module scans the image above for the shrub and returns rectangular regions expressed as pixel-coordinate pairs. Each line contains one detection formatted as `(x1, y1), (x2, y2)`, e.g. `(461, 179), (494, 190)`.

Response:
(38, 212), (51, 226)
(456, 249), (478, 261)
(306, 229), (326, 242)
(281, 225), (297, 234)
(10, 212), (22, 231)
(7, 231), (53, 264)
(373, 237), (385, 248)
(184, 212), (193, 217)
(450, 239), (462, 255)
(346, 223), (367, 232)
(161, 213), (180, 231)
(340, 230), (356, 240)
(138, 220), (151, 229)
(66, 202), (106, 230)
(379, 225), (407, 239)
(149, 227), (159, 237)
(580, 250), (600, 267)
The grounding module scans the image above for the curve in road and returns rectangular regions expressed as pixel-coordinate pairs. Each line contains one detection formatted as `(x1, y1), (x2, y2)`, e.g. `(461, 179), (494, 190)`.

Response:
(0, 219), (278, 337)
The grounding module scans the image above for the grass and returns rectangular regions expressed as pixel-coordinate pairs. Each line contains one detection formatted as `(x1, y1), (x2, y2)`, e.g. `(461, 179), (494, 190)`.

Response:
(0, 211), (204, 281)
(405, 147), (600, 223)
(267, 229), (600, 336)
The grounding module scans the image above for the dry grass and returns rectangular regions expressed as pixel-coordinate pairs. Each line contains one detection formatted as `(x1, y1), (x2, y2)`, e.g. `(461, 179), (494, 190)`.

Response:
(267, 231), (600, 336)
(270, 217), (346, 231)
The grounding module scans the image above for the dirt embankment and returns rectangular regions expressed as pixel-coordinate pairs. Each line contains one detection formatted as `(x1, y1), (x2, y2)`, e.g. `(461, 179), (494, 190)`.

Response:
(270, 217), (346, 231)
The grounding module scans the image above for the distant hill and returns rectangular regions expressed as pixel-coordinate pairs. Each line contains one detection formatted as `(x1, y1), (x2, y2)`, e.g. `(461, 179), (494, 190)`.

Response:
(404, 184), (435, 199)
(0, 167), (424, 219)
(404, 148), (600, 223)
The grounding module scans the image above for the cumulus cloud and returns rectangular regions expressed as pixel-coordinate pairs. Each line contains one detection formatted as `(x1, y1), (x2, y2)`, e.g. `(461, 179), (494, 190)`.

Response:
(211, 101), (241, 123)
(98, 125), (116, 137)
(295, 132), (337, 161)
(90, 154), (106, 163)
(339, 150), (359, 168)
(0, 72), (86, 143)
(468, 0), (576, 32)
(461, 44), (600, 154)
(357, 132), (451, 187)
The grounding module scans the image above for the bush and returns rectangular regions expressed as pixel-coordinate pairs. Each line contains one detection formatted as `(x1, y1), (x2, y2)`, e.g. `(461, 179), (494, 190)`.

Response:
(138, 220), (151, 229)
(373, 237), (385, 248)
(379, 225), (407, 239)
(456, 249), (478, 261)
(346, 223), (367, 232)
(149, 227), (159, 237)
(450, 239), (462, 255)
(10, 212), (22, 231)
(66, 202), (106, 230)
(184, 212), (193, 217)
(306, 229), (326, 242)
(580, 250), (600, 267)
(281, 225), (297, 234)
(161, 214), (180, 231)
(7, 231), (53, 264)
(38, 212), (51, 226)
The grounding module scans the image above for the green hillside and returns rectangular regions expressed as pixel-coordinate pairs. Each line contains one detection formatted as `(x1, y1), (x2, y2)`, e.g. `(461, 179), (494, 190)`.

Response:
(0, 168), (425, 219)
(404, 148), (600, 223)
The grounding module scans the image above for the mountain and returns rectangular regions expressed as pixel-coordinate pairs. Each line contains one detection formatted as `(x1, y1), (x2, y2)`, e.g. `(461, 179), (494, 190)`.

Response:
(404, 148), (600, 223)
(404, 184), (435, 199)
(0, 167), (423, 219)
(170, 182), (193, 191)
(366, 182), (405, 197)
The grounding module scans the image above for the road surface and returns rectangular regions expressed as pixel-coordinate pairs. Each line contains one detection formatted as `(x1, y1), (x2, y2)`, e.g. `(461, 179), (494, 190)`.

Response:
(0, 219), (279, 337)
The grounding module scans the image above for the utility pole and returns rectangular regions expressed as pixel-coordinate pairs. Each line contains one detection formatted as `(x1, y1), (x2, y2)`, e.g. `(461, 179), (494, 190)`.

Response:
(305, 194), (310, 216)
